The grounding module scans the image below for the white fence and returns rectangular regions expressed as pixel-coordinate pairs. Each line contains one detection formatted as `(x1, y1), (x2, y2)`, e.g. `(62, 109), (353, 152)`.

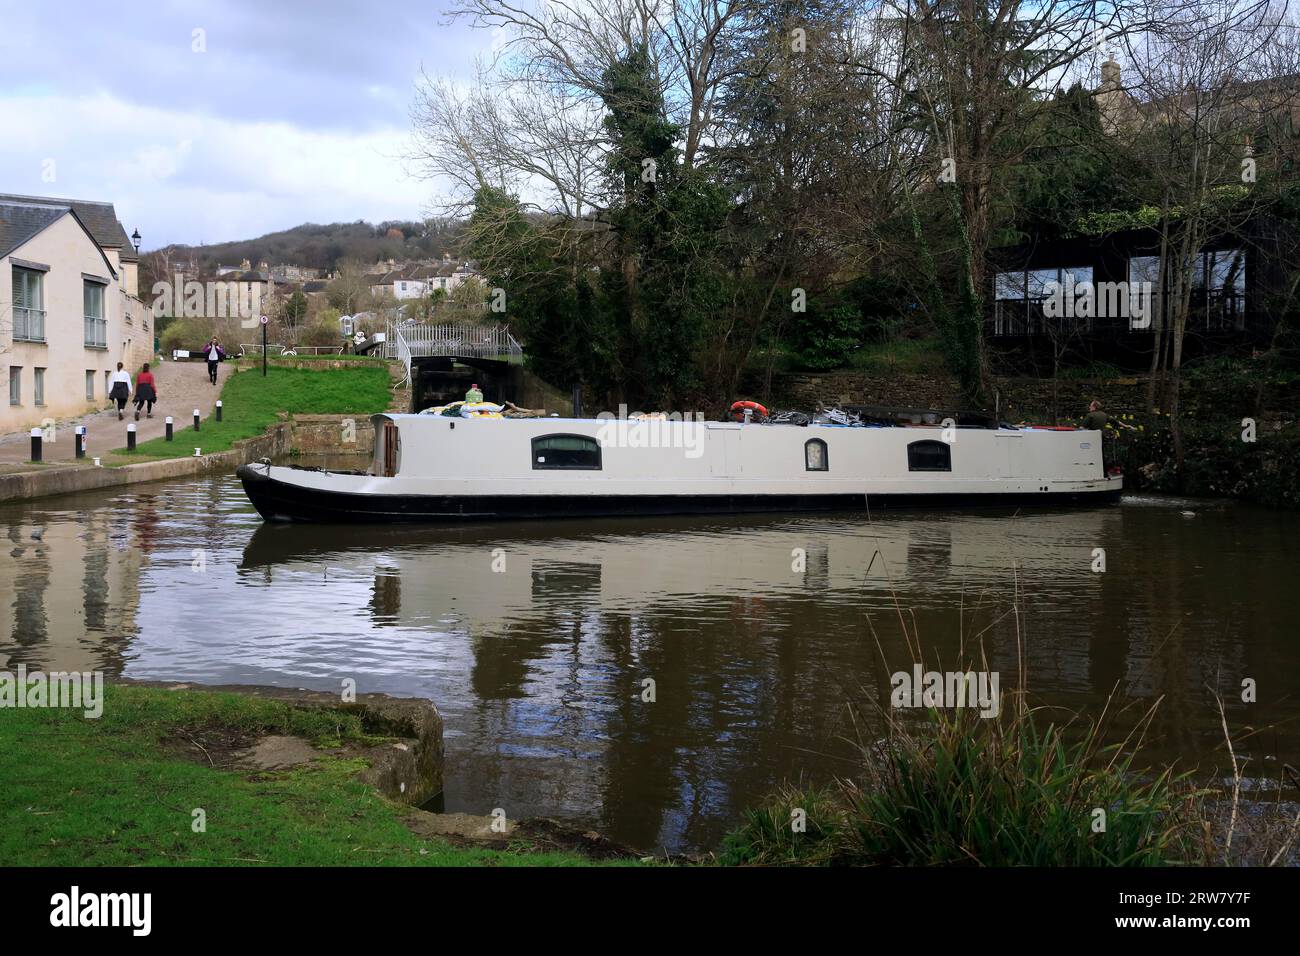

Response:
(382, 322), (523, 360)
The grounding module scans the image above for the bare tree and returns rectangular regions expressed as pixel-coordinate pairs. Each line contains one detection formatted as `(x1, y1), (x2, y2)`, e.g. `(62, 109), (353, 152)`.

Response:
(849, 0), (1152, 400)
(1118, 0), (1300, 470)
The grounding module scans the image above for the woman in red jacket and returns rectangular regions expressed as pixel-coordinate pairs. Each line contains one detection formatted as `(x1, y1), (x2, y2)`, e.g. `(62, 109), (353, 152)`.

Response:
(133, 363), (159, 420)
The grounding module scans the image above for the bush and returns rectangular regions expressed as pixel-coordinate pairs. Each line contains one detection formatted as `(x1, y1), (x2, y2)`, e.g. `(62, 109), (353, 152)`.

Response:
(297, 318), (346, 347)
(791, 303), (864, 371)
(159, 316), (243, 354)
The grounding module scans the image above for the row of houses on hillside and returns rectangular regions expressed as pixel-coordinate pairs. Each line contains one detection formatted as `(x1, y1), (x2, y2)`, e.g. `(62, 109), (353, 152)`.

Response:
(367, 254), (480, 300)
(2, 192), (149, 433)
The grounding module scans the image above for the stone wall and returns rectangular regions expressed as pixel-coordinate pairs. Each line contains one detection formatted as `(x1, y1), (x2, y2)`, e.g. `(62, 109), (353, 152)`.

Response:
(289, 413), (376, 455)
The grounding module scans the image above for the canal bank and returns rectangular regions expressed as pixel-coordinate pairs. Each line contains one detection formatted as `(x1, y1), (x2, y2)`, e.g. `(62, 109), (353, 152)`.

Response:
(0, 361), (399, 504)
(0, 681), (638, 866)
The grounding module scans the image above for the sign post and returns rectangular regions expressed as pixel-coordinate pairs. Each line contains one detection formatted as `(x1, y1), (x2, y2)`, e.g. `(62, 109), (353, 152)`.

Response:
(260, 315), (269, 377)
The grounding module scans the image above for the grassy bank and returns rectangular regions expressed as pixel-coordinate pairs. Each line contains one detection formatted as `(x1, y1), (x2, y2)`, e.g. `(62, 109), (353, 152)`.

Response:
(108, 365), (392, 464)
(0, 684), (617, 866)
(720, 666), (1298, 867)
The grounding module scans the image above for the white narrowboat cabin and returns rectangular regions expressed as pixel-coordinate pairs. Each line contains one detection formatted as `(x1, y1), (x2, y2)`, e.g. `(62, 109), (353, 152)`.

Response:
(236, 413), (1122, 523)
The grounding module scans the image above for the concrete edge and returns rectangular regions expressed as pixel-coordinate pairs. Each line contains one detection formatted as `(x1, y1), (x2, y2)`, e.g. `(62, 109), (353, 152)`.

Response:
(0, 422), (293, 504)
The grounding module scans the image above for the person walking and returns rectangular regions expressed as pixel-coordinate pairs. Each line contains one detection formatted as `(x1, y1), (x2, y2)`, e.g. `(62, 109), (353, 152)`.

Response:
(108, 362), (132, 420)
(133, 362), (158, 420)
(465, 382), (484, 403)
(205, 337), (226, 385)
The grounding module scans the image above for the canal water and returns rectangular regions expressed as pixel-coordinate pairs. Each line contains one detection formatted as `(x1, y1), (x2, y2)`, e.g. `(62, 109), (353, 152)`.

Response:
(2, 471), (1297, 853)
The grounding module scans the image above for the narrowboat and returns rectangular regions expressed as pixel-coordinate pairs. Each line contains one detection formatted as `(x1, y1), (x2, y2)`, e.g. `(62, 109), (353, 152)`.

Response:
(235, 413), (1122, 523)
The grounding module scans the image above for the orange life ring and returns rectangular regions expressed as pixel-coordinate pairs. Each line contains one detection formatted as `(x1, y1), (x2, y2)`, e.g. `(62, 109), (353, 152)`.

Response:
(730, 400), (769, 422)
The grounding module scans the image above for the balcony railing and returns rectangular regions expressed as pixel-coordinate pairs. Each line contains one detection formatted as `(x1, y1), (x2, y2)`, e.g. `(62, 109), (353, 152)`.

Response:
(993, 300), (1094, 337)
(84, 315), (107, 348)
(13, 306), (46, 342)
(993, 290), (1248, 335)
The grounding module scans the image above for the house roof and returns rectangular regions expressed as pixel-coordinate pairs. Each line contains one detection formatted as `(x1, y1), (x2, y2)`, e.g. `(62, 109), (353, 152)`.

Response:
(0, 201), (68, 260)
(0, 200), (119, 277)
(0, 193), (139, 262)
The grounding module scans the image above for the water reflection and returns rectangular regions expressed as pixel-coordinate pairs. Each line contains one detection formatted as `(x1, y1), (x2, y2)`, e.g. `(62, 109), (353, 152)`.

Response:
(1, 477), (1297, 852)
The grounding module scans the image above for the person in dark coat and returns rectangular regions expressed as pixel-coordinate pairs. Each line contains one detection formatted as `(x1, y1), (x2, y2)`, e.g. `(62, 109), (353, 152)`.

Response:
(133, 362), (158, 420)
(204, 338), (226, 385)
(108, 362), (132, 420)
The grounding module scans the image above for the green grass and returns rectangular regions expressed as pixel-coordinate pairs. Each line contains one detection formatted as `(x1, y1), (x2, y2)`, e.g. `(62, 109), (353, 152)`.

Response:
(111, 365), (392, 462)
(0, 685), (622, 867)
(846, 337), (948, 374)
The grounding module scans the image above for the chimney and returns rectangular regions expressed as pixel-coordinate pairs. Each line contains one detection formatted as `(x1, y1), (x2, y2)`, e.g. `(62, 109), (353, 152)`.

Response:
(1100, 59), (1121, 90)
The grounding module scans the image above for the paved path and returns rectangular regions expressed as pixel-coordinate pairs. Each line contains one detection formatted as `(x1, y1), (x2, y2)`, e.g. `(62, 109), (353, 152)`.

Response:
(0, 359), (233, 464)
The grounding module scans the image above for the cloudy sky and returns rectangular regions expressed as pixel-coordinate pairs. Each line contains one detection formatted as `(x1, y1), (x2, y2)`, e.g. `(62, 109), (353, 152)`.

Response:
(0, 0), (490, 249)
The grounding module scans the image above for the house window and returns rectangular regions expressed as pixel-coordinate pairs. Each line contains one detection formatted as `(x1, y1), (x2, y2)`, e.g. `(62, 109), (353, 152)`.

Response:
(1127, 256), (1161, 330)
(908, 439), (952, 472)
(8, 367), (21, 405)
(531, 434), (602, 470)
(994, 265), (1093, 335)
(34, 368), (45, 406)
(12, 267), (45, 342)
(86, 370), (96, 400)
(84, 281), (107, 348)
(1202, 249), (1246, 331)
(805, 438), (828, 471)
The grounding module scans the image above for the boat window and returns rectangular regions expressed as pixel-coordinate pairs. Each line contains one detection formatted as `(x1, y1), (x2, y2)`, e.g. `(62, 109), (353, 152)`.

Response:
(532, 434), (602, 470)
(907, 439), (951, 472)
(805, 438), (828, 471)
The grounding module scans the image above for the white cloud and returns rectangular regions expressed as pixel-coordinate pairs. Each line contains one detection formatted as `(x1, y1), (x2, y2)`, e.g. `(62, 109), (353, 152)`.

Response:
(0, 92), (432, 247)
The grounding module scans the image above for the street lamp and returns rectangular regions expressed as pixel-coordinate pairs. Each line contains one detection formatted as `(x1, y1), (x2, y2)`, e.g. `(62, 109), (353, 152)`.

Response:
(131, 229), (141, 254)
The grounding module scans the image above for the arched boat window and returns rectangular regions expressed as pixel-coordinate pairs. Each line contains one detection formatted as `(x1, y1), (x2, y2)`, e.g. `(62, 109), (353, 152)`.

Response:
(532, 434), (602, 470)
(805, 438), (828, 471)
(907, 439), (951, 472)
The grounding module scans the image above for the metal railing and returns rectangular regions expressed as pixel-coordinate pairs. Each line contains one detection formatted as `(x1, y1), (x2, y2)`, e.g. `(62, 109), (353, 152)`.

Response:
(281, 345), (345, 356)
(393, 323), (413, 388)
(14, 307), (45, 342)
(238, 343), (287, 356)
(383, 321), (522, 359)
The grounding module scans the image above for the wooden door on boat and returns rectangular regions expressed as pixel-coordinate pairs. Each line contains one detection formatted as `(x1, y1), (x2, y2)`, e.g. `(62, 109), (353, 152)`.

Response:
(382, 420), (400, 477)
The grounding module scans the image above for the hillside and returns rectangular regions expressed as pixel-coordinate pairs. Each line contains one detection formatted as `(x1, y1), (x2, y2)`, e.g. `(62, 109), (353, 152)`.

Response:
(146, 219), (467, 275)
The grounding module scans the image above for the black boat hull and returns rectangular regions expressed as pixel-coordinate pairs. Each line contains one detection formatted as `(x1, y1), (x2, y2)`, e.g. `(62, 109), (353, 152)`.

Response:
(237, 464), (1123, 524)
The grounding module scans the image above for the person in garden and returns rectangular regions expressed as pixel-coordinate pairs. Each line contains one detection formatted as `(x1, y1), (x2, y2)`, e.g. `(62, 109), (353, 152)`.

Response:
(1082, 399), (1135, 432)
